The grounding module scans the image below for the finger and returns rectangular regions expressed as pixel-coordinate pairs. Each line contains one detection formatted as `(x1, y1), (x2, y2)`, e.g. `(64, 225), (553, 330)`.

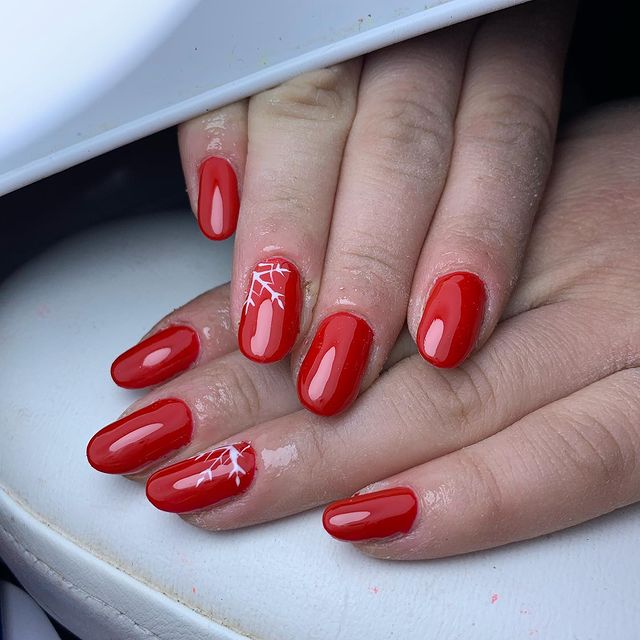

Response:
(89, 350), (298, 478)
(232, 61), (362, 364)
(408, 0), (575, 368)
(144, 297), (634, 524)
(110, 283), (237, 389)
(331, 367), (640, 558)
(294, 26), (474, 416)
(178, 100), (248, 240)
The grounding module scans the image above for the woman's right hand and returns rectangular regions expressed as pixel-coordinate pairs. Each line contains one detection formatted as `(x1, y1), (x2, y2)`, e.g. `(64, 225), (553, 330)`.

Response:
(88, 101), (640, 559)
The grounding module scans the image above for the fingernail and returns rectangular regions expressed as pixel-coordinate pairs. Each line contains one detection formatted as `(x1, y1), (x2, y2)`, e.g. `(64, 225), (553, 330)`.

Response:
(323, 487), (418, 542)
(87, 399), (192, 475)
(146, 442), (255, 513)
(417, 271), (486, 368)
(238, 257), (301, 363)
(197, 156), (239, 240)
(297, 312), (373, 416)
(111, 325), (199, 389)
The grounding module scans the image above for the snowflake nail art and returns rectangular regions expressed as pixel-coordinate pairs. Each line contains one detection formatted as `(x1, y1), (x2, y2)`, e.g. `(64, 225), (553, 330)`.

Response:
(239, 258), (301, 363)
(195, 443), (252, 488)
(243, 261), (291, 313)
(146, 441), (256, 513)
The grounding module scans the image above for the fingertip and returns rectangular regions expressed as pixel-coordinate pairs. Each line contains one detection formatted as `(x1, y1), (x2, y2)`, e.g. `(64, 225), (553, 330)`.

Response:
(415, 271), (486, 368)
(196, 156), (240, 241)
(322, 487), (418, 543)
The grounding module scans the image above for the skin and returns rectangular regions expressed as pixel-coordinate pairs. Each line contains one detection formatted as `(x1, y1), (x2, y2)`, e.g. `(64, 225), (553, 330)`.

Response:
(120, 101), (640, 559)
(178, 0), (576, 399)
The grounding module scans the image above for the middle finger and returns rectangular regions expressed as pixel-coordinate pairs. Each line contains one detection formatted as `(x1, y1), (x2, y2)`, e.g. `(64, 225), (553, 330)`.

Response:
(295, 25), (474, 416)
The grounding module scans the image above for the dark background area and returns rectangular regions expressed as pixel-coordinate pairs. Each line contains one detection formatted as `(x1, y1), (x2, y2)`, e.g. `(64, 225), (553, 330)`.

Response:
(0, 1), (637, 638)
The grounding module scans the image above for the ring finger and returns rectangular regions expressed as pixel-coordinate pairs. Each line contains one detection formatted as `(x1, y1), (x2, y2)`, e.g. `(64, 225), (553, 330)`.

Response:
(232, 61), (362, 364)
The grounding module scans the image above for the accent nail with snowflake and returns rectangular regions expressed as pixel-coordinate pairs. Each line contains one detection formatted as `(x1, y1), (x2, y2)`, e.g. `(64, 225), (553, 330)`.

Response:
(146, 442), (256, 513)
(238, 257), (301, 363)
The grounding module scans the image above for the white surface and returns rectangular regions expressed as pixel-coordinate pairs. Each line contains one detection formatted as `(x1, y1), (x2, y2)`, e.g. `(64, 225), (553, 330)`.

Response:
(0, 0), (527, 195)
(1, 212), (639, 640)
(0, 1), (197, 161)
(0, 581), (61, 640)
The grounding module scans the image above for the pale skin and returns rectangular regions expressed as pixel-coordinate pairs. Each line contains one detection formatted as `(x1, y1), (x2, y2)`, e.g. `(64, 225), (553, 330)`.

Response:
(124, 101), (640, 559)
(179, 0), (576, 392)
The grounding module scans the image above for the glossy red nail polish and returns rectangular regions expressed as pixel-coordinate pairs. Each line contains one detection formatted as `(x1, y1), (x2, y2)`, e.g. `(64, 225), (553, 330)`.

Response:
(197, 156), (239, 240)
(87, 399), (192, 475)
(238, 257), (301, 363)
(297, 312), (373, 416)
(111, 325), (199, 389)
(323, 487), (418, 542)
(146, 442), (255, 513)
(416, 271), (486, 368)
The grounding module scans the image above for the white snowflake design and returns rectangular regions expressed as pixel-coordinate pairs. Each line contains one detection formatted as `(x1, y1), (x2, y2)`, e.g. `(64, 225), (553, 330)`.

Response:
(243, 261), (291, 313)
(194, 443), (251, 488)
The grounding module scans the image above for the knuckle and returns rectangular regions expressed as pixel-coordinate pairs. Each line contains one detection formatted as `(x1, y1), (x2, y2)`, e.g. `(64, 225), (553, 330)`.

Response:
(459, 92), (556, 157)
(216, 360), (262, 419)
(385, 356), (495, 447)
(250, 182), (312, 217)
(445, 224), (519, 273)
(570, 419), (629, 492)
(456, 449), (507, 531)
(356, 96), (453, 178)
(430, 362), (497, 438)
(242, 179), (319, 240)
(339, 234), (410, 296)
(254, 66), (355, 124)
(296, 421), (338, 496)
(539, 404), (636, 501)
(381, 360), (438, 438)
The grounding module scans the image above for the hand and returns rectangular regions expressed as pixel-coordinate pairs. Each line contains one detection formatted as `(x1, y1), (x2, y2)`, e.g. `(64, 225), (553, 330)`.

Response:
(88, 100), (640, 559)
(110, 0), (575, 417)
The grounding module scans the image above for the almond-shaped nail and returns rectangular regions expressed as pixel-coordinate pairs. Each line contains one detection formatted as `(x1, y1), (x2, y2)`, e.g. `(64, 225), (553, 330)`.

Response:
(146, 442), (255, 513)
(197, 156), (239, 240)
(87, 399), (192, 474)
(238, 257), (301, 363)
(110, 325), (199, 389)
(323, 487), (418, 542)
(417, 271), (486, 368)
(297, 312), (373, 416)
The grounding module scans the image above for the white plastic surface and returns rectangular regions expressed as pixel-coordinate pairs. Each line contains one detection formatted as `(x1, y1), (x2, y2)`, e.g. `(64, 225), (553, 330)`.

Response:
(0, 1), (197, 162)
(0, 0), (527, 195)
(1, 212), (639, 640)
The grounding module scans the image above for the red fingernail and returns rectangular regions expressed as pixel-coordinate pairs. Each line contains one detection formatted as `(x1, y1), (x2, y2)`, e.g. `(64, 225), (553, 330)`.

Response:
(323, 487), (418, 542)
(146, 442), (255, 513)
(238, 257), (301, 363)
(197, 156), (239, 240)
(297, 312), (373, 416)
(111, 325), (199, 389)
(87, 399), (192, 475)
(417, 271), (486, 368)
